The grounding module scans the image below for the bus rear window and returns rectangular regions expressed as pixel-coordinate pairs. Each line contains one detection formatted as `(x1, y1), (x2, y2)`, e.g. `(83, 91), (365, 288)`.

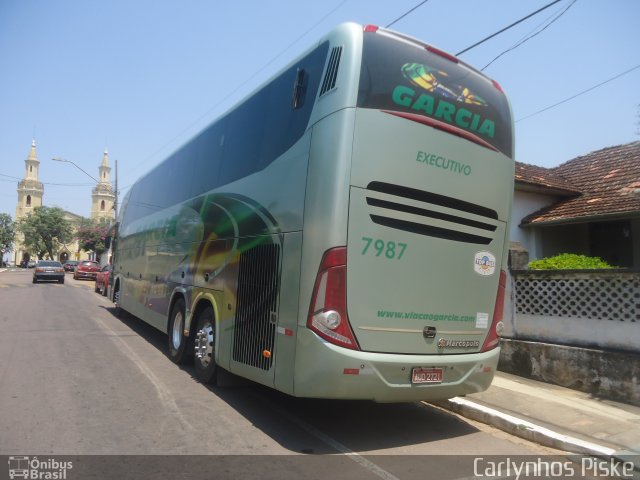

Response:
(358, 31), (513, 158)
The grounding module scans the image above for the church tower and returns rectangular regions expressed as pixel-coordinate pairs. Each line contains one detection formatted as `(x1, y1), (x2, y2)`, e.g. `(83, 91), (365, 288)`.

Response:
(16, 140), (44, 220)
(91, 149), (115, 223)
(15, 140), (45, 264)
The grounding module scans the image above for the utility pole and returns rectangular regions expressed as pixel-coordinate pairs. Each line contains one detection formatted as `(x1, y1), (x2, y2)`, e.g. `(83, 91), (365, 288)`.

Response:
(114, 159), (118, 222)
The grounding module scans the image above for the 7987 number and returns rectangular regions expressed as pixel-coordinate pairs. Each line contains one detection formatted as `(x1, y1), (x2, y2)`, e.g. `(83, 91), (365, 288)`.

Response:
(361, 237), (407, 260)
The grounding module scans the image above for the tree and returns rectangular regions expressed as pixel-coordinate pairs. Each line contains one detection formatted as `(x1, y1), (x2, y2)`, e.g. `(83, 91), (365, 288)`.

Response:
(0, 213), (15, 263)
(76, 221), (109, 260)
(17, 207), (73, 260)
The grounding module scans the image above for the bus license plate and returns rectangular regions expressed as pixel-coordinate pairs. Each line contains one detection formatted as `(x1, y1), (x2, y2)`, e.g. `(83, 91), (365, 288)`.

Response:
(411, 367), (443, 384)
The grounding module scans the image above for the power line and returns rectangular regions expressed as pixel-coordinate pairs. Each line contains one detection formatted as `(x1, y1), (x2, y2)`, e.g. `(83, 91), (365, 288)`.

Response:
(43, 182), (95, 187)
(386, 0), (430, 28)
(0, 173), (93, 187)
(516, 64), (640, 122)
(481, 0), (577, 71)
(456, 0), (563, 56)
(0, 173), (20, 181)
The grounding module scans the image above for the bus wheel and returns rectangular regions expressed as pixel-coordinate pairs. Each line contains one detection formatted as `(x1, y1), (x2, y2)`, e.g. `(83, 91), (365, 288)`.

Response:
(168, 298), (188, 364)
(193, 305), (217, 384)
(113, 283), (123, 318)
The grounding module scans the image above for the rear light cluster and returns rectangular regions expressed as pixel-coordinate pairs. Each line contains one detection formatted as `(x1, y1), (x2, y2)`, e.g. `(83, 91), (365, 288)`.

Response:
(481, 269), (506, 352)
(307, 247), (360, 350)
(425, 45), (459, 64)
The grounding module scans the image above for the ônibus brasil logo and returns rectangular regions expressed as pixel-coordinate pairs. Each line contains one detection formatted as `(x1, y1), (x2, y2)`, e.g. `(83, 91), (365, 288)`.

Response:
(8, 456), (73, 479)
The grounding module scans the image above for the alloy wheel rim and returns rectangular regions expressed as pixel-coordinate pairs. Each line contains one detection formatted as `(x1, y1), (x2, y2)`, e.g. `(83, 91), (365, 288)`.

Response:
(172, 311), (184, 350)
(195, 322), (214, 367)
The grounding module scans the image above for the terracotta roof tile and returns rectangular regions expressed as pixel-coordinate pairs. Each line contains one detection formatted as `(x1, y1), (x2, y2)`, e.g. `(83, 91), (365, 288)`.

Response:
(520, 141), (640, 225)
(514, 162), (579, 193)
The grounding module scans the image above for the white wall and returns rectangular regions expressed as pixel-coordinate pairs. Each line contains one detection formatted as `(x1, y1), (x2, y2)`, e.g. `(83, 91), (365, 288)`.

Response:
(511, 189), (559, 260)
(508, 314), (638, 353)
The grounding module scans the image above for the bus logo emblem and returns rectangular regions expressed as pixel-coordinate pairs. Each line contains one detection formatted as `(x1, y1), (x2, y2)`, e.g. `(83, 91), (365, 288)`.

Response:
(423, 326), (436, 339)
(474, 251), (496, 276)
(401, 63), (487, 106)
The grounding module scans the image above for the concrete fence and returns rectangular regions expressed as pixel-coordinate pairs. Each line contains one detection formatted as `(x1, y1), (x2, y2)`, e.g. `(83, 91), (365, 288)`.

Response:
(500, 269), (640, 406)
(506, 269), (639, 352)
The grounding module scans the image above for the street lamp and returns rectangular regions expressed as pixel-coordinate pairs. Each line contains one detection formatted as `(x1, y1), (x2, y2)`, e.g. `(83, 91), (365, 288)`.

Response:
(52, 156), (119, 263)
(52, 157), (100, 183)
(52, 156), (118, 220)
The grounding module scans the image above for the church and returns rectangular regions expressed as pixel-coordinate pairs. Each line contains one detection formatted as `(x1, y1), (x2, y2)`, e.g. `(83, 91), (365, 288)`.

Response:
(13, 140), (115, 265)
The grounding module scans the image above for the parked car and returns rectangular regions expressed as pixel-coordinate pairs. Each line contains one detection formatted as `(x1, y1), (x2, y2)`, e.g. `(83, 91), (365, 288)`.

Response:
(73, 260), (100, 280)
(63, 260), (79, 272)
(33, 260), (65, 284)
(95, 264), (112, 296)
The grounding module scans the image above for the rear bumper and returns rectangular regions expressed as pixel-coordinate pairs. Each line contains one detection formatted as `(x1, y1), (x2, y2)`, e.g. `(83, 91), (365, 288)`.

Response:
(34, 273), (65, 282)
(293, 328), (500, 402)
(75, 271), (97, 279)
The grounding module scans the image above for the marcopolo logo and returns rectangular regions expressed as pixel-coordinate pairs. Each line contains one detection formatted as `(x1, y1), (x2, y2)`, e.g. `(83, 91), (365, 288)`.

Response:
(437, 338), (480, 349)
(474, 251), (496, 276)
(7, 456), (73, 479)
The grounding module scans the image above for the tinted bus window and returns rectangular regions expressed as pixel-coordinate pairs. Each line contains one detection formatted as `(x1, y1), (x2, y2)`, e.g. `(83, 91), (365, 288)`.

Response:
(192, 121), (224, 198)
(218, 41), (329, 186)
(358, 32), (513, 158)
(124, 41), (331, 226)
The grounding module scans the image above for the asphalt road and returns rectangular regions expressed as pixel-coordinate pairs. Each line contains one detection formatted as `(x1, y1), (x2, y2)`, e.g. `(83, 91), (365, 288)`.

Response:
(0, 268), (569, 479)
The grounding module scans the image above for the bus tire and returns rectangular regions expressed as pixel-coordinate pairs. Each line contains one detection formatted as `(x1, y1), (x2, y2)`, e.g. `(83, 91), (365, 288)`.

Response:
(193, 305), (217, 384)
(168, 298), (188, 364)
(113, 282), (123, 318)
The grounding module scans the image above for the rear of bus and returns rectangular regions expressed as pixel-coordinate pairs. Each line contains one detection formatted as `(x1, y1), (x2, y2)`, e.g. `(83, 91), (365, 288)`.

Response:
(296, 25), (514, 402)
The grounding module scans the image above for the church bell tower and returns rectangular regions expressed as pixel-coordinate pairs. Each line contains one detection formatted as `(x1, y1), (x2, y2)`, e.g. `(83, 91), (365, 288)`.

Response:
(15, 140), (45, 264)
(91, 149), (115, 223)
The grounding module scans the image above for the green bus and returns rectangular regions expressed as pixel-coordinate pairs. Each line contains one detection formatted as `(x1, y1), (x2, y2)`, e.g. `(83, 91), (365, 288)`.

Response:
(111, 23), (514, 402)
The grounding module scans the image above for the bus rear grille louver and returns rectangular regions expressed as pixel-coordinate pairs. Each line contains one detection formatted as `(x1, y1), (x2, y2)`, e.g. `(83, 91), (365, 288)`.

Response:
(366, 181), (498, 245)
(319, 46), (342, 96)
(232, 243), (281, 370)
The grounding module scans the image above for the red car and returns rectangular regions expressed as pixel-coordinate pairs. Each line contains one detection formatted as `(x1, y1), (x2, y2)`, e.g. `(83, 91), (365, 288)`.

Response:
(73, 260), (100, 280)
(95, 264), (112, 296)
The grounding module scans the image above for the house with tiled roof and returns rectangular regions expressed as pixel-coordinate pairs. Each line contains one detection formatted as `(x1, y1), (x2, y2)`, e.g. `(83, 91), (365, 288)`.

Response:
(511, 141), (640, 268)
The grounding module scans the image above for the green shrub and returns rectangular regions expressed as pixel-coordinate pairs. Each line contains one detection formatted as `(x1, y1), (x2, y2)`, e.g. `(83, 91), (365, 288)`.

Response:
(528, 253), (615, 270)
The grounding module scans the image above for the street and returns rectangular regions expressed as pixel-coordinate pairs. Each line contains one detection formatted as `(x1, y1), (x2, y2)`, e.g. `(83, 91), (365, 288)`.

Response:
(0, 268), (567, 478)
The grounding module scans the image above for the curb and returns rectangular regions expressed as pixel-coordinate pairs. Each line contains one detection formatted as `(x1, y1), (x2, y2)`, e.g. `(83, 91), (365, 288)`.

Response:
(434, 397), (640, 472)
(432, 397), (617, 456)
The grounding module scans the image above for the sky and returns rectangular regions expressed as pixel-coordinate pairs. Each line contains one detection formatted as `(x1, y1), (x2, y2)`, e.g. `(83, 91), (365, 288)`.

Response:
(1, 0), (638, 223)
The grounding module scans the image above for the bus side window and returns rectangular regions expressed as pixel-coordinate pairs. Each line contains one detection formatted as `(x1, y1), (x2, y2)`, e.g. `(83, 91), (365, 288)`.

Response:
(192, 121), (224, 198)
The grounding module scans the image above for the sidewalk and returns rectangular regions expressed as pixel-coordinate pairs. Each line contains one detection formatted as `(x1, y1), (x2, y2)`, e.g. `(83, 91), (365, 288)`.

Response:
(436, 371), (640, 466)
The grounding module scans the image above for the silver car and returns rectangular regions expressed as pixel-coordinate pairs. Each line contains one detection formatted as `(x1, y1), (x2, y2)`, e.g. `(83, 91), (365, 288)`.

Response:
(33, 261), (65, 284)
